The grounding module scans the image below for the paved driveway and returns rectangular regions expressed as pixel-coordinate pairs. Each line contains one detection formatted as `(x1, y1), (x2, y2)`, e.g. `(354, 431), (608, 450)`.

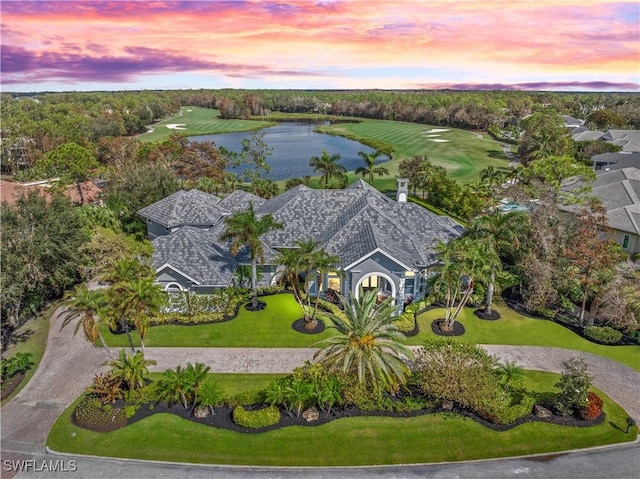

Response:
(1, 305), (639, 478)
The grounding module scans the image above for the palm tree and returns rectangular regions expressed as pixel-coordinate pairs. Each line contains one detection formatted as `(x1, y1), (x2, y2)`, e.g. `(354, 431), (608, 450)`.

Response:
(467, 211), (529, 316)
(158, 365), (191, 408)
(314, 289), (413, 394)
(479, 166), (506, 191)
(105, 349), (156, 391)
(197, 381), (224, 415)
(495, 360), (525, 402)
(221, 203), (283, 311)
(61, 285), (113, 359)
(276, 239), (341, 329)
(108, 278), (166, 354)
(101, 258), (153, 284)
(430, 237), (496, 330)
(309, 150), (346, 187)
(355, 150), (389, 186)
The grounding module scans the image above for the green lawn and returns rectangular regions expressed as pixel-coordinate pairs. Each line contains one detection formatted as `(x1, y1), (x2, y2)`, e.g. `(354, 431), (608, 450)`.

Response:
(47, 370), (636, 466)
(138, 106), (274, 144)
(316, 120), (509, 185)
(412, 306), (640, 372)
(100, 294), (336, 348)
(1, 301), (57, 405)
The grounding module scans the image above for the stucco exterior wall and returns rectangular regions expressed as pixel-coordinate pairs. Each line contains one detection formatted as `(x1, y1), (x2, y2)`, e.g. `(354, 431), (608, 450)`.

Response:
(613, 229), (640, 255)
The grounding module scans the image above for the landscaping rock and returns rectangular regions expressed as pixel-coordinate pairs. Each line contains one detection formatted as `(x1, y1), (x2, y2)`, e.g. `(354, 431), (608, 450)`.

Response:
(534, 405), (553, 419)
(442, 400), (454, 411)
(193, 406), (210, 419)
(303, 407), (319, 423)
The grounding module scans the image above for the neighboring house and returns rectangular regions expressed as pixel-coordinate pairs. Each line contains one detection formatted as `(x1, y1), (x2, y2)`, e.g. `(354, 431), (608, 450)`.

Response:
(561, 167), (640, 255)
(600, 130), (640, 153)
(139, 179), (464, 310)
(591, 152), (640, 171)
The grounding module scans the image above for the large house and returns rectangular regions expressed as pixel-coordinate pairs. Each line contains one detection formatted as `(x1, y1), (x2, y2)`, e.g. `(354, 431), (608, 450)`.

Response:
(138, 179), (464, 311)
(561, 167), (640, 255)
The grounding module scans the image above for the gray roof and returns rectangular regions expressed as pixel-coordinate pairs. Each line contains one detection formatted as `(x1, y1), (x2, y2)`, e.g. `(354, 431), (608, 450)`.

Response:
(144, 181), (464, 286)
(216, 190), (265, 212)
(572, 130), (604, 142)
(592, 152), (640, 171)
(138, 189), (227, 228)
(561, 167), (640, 235)
(152, 226), (237, 286)
(601, 130), (640, 152)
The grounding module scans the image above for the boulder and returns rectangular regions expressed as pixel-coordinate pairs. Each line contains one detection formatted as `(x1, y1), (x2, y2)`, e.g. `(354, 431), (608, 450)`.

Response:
(534, 405), (553, 419)
(193, 406), (210, 419)
(442, 400), (454, 411)
(302, 407), (319, 423)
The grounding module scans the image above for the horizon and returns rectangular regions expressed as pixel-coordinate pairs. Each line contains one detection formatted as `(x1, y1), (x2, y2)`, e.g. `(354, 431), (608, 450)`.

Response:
(1, 0), (639, 93)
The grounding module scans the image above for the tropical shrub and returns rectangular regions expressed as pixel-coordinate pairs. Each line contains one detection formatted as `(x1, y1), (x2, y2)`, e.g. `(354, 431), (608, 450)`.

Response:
(72, 396), (126, 432)
(0, 352), (34, 380)
(490, 394), (536, 424)
(413, 339), (502, 414)
(225, 389), (266, 408)
(162, 288), (248, 318)
(105, 350), (156, 391)
(256, 285), (286, 296)
(583, 326), (623, 345)
(232, 405), (281, 429)
(579, 392), (604, 420)
(157, 362), (211, 409)
(197, 381), (225, 414)
(555, 357), (592, 415)
(393, 310), (416, 333)
(86, 372), (123, 404)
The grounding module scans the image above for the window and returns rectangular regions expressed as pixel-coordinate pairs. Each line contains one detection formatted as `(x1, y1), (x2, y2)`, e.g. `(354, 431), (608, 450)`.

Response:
(622, 234), (630, 250)
(327, 272), (341, 292)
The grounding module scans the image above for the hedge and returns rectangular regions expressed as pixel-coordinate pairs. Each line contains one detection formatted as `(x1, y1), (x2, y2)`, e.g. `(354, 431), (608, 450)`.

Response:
(584, 326), (623, 345)
(232, 405), (281, 429)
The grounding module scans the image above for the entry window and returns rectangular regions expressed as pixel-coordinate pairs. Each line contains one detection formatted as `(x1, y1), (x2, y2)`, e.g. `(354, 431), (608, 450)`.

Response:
(622, 234), (630, 250)
(327, 272), (341, 292)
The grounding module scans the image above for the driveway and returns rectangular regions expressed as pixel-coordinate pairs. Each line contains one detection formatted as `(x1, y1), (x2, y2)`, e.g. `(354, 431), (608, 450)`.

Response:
(1, 305), (639, 478)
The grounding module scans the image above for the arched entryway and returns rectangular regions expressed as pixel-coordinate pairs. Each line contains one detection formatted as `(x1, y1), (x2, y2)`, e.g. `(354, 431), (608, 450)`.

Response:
(354, 272), (396, 304)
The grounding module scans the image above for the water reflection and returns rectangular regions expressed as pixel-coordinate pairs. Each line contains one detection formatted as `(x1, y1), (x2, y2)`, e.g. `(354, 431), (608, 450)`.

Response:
(189, 122), (388, 181)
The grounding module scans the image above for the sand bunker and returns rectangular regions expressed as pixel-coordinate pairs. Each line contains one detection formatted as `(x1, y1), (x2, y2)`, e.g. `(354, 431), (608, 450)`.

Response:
(186, 109), (193, 112)
(430, 139), (450, 142)
(426, 134), (441, 137)
(426, 128), (450, 133)
(166, 124), (187, 130)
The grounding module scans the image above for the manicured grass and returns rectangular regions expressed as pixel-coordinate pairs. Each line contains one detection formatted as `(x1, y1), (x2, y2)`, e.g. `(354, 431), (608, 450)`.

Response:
(411, 306), (640, 372)
(317, 120), (509, 185)
(100, 294), (336, 348)
(47, 370), (636, 466)
(1, 301), (57, 405)
(137, 106), (274, 144)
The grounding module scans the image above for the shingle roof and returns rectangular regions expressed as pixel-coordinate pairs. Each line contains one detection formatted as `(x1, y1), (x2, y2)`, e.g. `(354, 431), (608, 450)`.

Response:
(152, 226), (237, 286)
(592, 152), (640, 170)
(561, 167), (640, 235)
(145, 181), (464, 285)
(138, 189), (227, 228)
(216, 190), (265, 212)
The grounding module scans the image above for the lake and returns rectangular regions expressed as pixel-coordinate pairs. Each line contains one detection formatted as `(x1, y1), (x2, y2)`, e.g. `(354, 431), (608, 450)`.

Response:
(189, 122), (388, 181)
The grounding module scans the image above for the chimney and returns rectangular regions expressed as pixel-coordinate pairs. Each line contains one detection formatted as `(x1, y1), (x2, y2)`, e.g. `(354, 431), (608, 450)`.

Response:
(396, 178), (409, 203)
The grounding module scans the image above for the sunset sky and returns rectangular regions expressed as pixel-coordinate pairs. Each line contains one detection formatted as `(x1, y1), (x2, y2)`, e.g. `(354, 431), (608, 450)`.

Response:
(1, 0), (639, 92)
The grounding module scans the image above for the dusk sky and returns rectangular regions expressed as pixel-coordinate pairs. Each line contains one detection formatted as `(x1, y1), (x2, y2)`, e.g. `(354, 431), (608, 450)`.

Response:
(1, 0), (639, 92)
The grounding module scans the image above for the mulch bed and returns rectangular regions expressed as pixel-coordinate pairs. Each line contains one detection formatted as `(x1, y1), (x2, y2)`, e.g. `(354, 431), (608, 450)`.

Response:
(501, 286), (638, 346)
(1, 373), (25, 400)
(431, 320), (466, 337)
(291, 318), (326, 335)
(244, 300), (267, 312)
(121, 400), (603, 435)
(474, 309), (501, 320)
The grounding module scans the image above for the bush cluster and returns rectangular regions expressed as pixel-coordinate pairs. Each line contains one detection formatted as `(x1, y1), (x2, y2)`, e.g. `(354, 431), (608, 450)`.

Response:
(393, 311), (415, 333)
(225, 389), (266, 408)
(161, 288), (248, 318)
(151, 312), (228, 326)
(584, 326), (622, 345)
(232, 405), (281, 429)
(0, 352), (34, 381)
(491, 394), (536, 424)
(579, 392), (604, 420)
(72, 396), (127, 432)
(256, 285), (286, 296)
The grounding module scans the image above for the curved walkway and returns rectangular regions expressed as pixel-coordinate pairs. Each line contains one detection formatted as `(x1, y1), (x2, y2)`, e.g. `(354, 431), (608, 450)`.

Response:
(1, 305), (639, 478)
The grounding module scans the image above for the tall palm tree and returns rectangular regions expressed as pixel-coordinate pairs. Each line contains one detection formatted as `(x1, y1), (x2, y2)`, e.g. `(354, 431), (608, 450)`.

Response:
(355, 150), (389, 186)
(221, 203), (283, 311)
(276, 239), (340, 329)
(309, 150), (346, 187)
(314, 289), (413, 394)
(61, 285), (113, 359)
(467, 211), (528, 316)
(109, 278), (166, 354)
(430, 237), (496, 330)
